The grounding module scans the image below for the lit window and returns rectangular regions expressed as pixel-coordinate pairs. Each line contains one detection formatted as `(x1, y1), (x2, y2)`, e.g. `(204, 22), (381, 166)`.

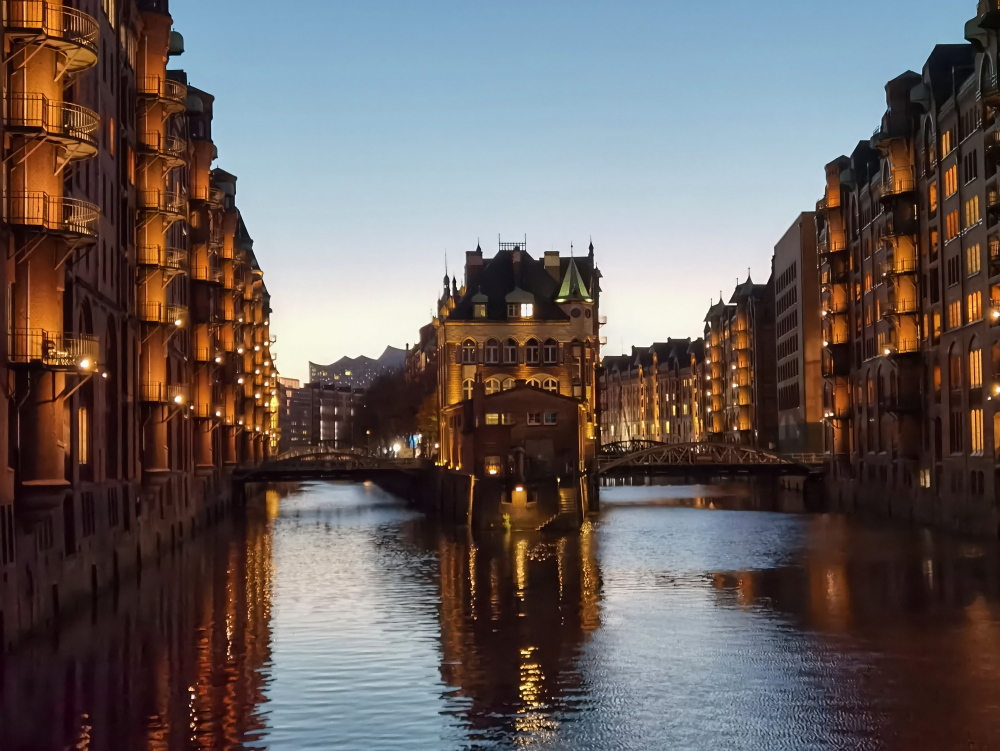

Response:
(474, 303), (487, 318)
(485, 378), (501, 395)
(462, 379), (474, 400)
(542, 378), (559, 392)
(967, 244), (982, 276)
(484, 456), (502, 475)
(948, 299), (962, 329)
(970, 347), (983, 388)
(520, 303), (533, 318)
(485, 413), (500, 425)
(928, 181), (938, 214)
(78, 407), (90, 465)
(971, 408), (985, 456)
(946, 210), (960, 241)
(501, 377), (515, 391)
(944, 164), (958, 197)
(967, 291), (983, 322)
(965, 195), (981, 228)
(526, 378), (541, 388)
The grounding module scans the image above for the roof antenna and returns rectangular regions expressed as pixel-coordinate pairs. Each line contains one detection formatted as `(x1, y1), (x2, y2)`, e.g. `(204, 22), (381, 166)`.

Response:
(570, 241), (574, 258)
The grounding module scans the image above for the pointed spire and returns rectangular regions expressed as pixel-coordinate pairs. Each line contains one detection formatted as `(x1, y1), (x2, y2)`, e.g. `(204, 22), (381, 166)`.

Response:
(555, 257), (593, 303)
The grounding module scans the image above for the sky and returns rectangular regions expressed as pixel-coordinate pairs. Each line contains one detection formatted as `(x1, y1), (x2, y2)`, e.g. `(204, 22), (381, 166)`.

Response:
(171, 0), (969, 383)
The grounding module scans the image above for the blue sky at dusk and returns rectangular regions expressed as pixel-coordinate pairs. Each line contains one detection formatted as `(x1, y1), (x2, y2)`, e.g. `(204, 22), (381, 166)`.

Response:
(172, 0), (967, 383)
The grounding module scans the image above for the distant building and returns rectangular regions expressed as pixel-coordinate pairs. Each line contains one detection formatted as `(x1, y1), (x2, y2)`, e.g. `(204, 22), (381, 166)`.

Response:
(309, 346), (406, 390)
(704, 276), (778, 448)
(773, 213), (824, 454)
(277, 382), (364, 453)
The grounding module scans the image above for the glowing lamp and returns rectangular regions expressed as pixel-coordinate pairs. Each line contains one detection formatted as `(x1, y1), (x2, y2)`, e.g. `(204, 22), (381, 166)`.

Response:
(214, 356), (222, 363)
(174, 319), (183, 327)
(173, 395), (183, 404)
(884, 348), (891, 356)
(79, 359), (91, 370)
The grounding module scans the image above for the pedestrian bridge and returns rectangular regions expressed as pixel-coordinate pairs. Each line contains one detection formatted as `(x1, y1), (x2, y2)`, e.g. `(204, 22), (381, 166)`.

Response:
(597, 441), (822, 478)
(236, 448), (421, 484)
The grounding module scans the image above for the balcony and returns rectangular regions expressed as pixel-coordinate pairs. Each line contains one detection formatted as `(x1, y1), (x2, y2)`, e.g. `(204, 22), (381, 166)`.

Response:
(192, 403), (220, 420)
(139, 131), (187, 168)
(881, 339), (920, 358)
(6, 93), (98, 161)
(139, 189), (186, 223)
(882, 298), (919, 317)
(137, 245), (186, 274)
(8, 329), (98, 371)
(137, 76), (187, 114)
(4, 1), (99, 72)
(871, 110), (909, 150)
(988, 189), (1000, 218)
(138, 302), (187, 326)
(191, 265), (223, 285)
(817, 233), (847, 257)
(882, 256), (918, 277)
(6, 192), (98, 239)
(879, 174), (916, 202)
(140, 382), (187, 404)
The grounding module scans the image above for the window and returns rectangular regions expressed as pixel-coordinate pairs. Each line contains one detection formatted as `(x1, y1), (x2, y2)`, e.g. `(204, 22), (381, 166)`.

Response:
(460, 339), (477, 364)
(970, 346), (983, 388)
(462, 379), (474, 400)
(484, 456), (502, 475)
(971, 408), (985, 456)
(944, 165), (958, 197)
(78, 407), (89, 465)
(526, 378), (541, 388)
(501, 413), (514, 425)
(946, 210), (960, 241)
(485, 413), (500, 425)
(526, 413), (542, 426)
(941, 129), (955, 158)
(544, 413), (557, 425)
(967, 244), (982, 276)
(543, 339), (558, 364)
(485, 378), (501, 395)
(525, 339), (540, 365)
(968, 291), (983, 322)
(542, 378), (559, 392)
(965, 195), (981, 228)
(503, 339), (517, 364)
(484, 339), (499, 364)
(509, 303), (533, 318)
(520, 303), (533, 318)
(474, 303), (487, 318)
(501, 377), (515, 391)
(928, 181), (938, 214)
(950, 411), (964, 454)
(948, 299), (962, 329)
(964, 150), (979, 183)
(950, 347), (963, 390)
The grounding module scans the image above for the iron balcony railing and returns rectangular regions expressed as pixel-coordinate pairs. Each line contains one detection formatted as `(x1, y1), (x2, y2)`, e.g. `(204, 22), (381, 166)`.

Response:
(138, 302), (187, 325)
(137, 76), (187, 108)
(881, 175), (915, 197)
(5, 1), (99, 71)
(8, 329), (98, 370)
(139, 131), (187, 162)
(881, 339), (920, 356)
(137, 245), (186, 271)
(191, 265), (223, 284)
(883, 256), (918, 276)
(6, 191), (99, 237)
(883, 298), (919, 316)
(140, 382), (187, 404)
(5, 93), (99, 155)
(139, 188), (186, 217)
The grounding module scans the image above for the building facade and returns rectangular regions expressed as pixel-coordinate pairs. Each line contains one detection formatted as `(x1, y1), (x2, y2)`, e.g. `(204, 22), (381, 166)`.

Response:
(599, 340), (706, 445)
(704, 277), (778, 448)
(774, 212), (824, 454)
(818, 2), (1000, 535)
(309, 346), (405, 390)
(0, 0), (277, 649)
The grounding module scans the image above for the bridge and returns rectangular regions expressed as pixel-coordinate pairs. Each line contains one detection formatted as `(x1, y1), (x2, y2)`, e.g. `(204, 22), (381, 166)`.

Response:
(235, 447), (422, 484)
(596, 441), (822, 478)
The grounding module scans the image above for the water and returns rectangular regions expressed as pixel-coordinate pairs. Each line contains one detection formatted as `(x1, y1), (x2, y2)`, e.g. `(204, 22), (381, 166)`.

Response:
(4, 481), (1000, 750)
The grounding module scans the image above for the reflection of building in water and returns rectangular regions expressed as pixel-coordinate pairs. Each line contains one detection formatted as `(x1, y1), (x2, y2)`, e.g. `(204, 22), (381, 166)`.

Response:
(435, 524), (601, 743)
(0, 508), (274, 751)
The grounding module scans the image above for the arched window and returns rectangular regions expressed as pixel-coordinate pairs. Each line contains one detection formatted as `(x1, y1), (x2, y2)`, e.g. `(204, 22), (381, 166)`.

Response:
(542, 378), (559, 393)
(949, 343), (963, 391)
(525, 338), (540, 365)
(462, 379), (475, 400)
(503, 338), (518, 364)
(460, 339), (477, 364)
(543, 338), (558, 364)
(970, 339), (983, 388)
(485, 378), (501, 395)
(484, 339), (500, 364)
(526, 378), (541, 388)
(501, 377), (515, 391)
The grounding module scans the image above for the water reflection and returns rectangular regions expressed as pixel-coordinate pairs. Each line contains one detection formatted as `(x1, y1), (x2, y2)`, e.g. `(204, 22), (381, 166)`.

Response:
(0, 496), (276, 751)
(433, 523), (601, 745)
(5, 483), (1000, 749)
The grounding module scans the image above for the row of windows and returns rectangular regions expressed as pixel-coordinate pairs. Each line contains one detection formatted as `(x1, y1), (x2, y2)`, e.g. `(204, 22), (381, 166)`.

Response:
(776, 334), (799, 361)
(777, 357), (800, 383)
(483, 412), (558, 426)
(776, 261), (798, 294)
(776, 286), (798, 317)
(778, 383), (800, 411)
(776, 309), (799, 338)
(460, 338), (560, 365)
(462, 377), (560, 399)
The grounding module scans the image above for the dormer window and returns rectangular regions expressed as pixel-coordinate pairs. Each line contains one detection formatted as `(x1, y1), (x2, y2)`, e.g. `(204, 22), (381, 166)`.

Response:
(474, 303), (487, 318)
(507, 303), (533, 318)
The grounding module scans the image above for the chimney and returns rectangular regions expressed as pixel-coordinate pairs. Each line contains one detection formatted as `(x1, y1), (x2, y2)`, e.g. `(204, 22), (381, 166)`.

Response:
(544, 251), (561, 280)
(512, 245), (522, 284)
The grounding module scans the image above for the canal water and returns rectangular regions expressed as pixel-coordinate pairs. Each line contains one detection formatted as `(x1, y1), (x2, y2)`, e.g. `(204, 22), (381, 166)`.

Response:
(4, 481), (1000, 750)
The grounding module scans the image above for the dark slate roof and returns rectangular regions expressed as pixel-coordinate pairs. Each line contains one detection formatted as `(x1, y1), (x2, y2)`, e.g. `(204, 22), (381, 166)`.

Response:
(923, 44), (976, 104)
(448, 250), (598, 322)
(687, 338), (705, 362)
(601, 354), (634, 375)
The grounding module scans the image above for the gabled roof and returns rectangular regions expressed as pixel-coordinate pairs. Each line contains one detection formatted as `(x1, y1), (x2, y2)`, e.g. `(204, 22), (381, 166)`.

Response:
(555, 258), (593, 303)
